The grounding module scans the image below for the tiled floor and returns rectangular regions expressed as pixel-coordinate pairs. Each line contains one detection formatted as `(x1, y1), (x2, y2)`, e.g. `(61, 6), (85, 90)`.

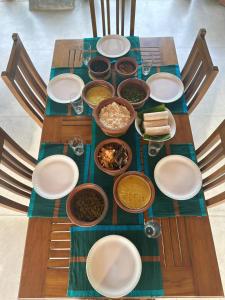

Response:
(0, 0), (225, 299)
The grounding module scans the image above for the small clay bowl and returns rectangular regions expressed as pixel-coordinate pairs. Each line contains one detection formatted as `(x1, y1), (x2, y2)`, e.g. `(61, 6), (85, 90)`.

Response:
(82, 80), (115, 109)
(117, 78), (150, 110)
(66, 183), (108, 227)
(115, 57), (138, 79)
(92, 96), (136, 137)
(94, 138), (132, 176)
(88, 56), (111, 79)
(113, 171), (155, 213)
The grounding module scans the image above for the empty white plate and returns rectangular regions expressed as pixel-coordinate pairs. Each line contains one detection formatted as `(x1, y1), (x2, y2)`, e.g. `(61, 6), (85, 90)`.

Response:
(154, 155), (202, 200)
(146, 72), (184, 103)
(135, 108), (176, 142)
(86, 235), (142, 298)
(97, 35), (131, 58)
(47, 73), (84, 104)
(32, 155), (79, 199)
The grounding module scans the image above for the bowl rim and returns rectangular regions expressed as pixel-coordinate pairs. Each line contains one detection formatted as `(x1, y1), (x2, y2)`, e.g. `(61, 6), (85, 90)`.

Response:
(117, 78), (150, 106)
(92, 96), (137, 134)
(88, 56), (111, 75)
(113, 171), (155, 213)
(115, 57), (138, 76)
(94, 138), (132, 175)
(82, 80), (115, 108)
(66, 183), (109, 227)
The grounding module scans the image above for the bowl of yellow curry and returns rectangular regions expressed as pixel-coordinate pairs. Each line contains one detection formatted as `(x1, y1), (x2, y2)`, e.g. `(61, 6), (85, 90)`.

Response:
(113, 171), (155, 213)
(82, 80), (115, 109)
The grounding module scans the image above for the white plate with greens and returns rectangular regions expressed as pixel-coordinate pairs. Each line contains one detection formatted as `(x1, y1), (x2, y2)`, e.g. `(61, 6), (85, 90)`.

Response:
(146, 72), (184, 103)
(96, 35), (131, 58)
(135, 105), (176, 142)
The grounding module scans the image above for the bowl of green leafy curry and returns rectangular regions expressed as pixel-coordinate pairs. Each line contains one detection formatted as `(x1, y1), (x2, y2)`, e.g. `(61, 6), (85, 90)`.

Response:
(117, 78), (150, 110)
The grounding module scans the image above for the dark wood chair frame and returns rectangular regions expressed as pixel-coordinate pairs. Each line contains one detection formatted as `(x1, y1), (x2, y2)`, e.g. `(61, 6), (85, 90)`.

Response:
(89, 0), (136, 37)
(1, 33), (47, 127)
(0, 128), (37, 213)
(181, 28), (219, 114)
(197, 120), (225, 207)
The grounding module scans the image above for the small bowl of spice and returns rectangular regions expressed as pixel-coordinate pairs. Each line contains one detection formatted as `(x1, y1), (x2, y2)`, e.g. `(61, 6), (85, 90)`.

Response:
(113, 171), (155, 213)
(117, 78), (150, 110)
(88, 56), (111, 80)
(93, 96), (136, 137)
(82, 80), (115, 109)
(94, 138), (132, 176)
(115, 57), (138, 79)
(66, 183), (108, 227)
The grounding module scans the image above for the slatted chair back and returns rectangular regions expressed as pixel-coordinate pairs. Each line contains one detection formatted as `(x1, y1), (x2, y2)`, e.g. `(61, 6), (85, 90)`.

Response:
(0, 128), (37, 213)
(89, 0), (136, 37)
(196, 120), (225, 207)
(1, 33), (47, 127)
(181, 29), (219, 114)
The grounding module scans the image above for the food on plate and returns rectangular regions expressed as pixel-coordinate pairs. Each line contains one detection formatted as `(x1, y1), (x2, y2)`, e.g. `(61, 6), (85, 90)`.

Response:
(98, 143), (128, 170)
(117, 174), (151, 209)
(71, 188), (104, 222)
(143, 110), (169, 121)
(99, 101), (131, 129)
(145, 125), (171, 136)
(121, 84), (146, 103)
(118, 61), (136, 74)
(143, 119), (168, 128)
(86, 85), (112, 106)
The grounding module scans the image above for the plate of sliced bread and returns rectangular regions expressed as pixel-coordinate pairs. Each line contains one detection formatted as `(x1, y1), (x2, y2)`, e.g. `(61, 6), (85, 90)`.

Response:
(135, 104), (176, 142)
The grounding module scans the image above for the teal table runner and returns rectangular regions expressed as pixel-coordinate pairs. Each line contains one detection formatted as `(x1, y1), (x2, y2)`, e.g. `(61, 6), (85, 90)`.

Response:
(28, 143), (91, 218)
(68, 225), (164, 297)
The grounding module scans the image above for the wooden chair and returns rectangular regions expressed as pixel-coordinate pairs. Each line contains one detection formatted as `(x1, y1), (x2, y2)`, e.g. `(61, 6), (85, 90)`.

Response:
(1, 33), (47, 127)
(181, 29), (219, 114)
(0, 128), (37, 213)
(196, 120), (225, 207)
(89, 0), (136, 37)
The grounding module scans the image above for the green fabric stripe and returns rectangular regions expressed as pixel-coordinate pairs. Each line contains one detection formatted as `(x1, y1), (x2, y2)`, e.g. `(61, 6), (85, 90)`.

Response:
(28, 143), (90, 217)
(68, 225), (163, 297)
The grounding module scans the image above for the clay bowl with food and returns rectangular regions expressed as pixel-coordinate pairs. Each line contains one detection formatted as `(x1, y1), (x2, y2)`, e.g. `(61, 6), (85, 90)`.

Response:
(117, 78), (150, 110)
(66, 183), (108, 227)
(82, 80), (115, 109)
(115, 57), (138, 79)
(94, 138), (132, 176)
(88, 56), (111, 80)
(92, 96), (136, 137)
(113, 171), (155, 213)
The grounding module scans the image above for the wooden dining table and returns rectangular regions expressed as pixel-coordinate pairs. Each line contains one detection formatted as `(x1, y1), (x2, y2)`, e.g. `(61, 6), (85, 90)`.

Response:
(18, 36), (224, 299)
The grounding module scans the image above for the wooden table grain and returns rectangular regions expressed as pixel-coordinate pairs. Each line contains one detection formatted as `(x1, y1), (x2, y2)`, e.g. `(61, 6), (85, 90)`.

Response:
(18, 37), (223, 299)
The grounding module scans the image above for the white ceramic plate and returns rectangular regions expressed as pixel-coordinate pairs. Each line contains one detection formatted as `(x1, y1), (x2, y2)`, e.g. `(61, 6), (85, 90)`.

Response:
(96, 35), (131, 58)
(135, 108), (176, 142)
(86, 235), (142, 298)
(154, 155), (202, 200)
(146, 72), (184, 103)
(32, 155), (79, 199)
(47, 73), (84, 104)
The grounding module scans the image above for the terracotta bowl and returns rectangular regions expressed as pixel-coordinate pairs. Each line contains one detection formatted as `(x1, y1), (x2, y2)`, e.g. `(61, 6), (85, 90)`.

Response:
(66, 183), (108, 227)
(117, 78), (150, 110)
(88, 56), (111, 79)
(82, 80), (115, 109)
(94, 138), (132, 176)
(113, 171), (155, 213)
(115, 57), (138, 79)
(92, 96), (136, 137)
